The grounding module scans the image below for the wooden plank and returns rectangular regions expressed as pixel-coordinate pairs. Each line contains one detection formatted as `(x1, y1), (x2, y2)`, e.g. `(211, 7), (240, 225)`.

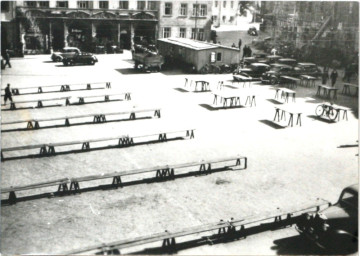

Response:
(2, 178), (70, 193)
(11, 97), (70, 104)
(78, 93), (129, 99)
(2, 143), (48, 152)
(2, 82), (109, 91)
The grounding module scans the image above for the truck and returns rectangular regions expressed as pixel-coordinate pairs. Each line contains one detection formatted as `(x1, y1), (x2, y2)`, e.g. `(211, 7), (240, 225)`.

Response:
(133, 52), (164, 72)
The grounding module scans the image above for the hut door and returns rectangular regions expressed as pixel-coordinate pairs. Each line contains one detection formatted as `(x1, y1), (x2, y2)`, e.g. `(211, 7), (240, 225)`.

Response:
(210, 52), (216, 63)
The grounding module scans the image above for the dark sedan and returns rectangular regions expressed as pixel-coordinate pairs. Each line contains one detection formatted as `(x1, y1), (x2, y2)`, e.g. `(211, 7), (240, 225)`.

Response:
(261, 63), (295, 84)
(62, 52), (98, 66)
(294, 62), (322, 77)
(296, 184), (358, 254)
(234, 63), (270, 80)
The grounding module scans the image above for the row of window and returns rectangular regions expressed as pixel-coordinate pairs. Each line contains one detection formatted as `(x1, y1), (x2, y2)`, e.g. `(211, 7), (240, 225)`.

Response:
(163, 27), (205, 41)
(22, 1), (157, 10)
(214, 1), (237, 9)
(164, 3), (207, 17)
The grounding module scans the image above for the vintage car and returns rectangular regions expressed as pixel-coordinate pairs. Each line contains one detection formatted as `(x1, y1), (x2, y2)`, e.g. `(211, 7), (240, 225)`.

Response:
(264, 55), (283, 64)
(294, 62), (322, 77)
(243, 52), (268, 66)
(276, 58), (297, 66)
(248, 26), (258, 36)
(234, 63), (270, 80)
(296, 184), (358, 253)
(261, 63), (295, 84)
(51, 47), (81, 62)
(62, 52), (98, 66)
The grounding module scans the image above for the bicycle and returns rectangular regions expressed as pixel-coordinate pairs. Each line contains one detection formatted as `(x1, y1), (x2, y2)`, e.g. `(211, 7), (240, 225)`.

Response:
(315, 103), (338, 121)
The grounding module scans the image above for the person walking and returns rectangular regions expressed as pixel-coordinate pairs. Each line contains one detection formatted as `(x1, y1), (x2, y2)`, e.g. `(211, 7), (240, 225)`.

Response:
(248, 46), (252, 57)
(4, 84), (13, 105)
(4, 49), (11, 68)
(242, 45), (247, 59)
(321, 67), (329, 85)
(238, 39), (242, 50)
(330, 69), (338, 87)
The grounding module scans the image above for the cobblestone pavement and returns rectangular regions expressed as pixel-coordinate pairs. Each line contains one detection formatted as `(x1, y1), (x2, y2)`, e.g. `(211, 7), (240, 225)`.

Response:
(1, 52), (358, 254)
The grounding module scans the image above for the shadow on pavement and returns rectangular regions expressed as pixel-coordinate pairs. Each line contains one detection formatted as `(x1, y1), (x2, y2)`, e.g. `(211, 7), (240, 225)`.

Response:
(225, 85), (239, 89)
(174, 88), (189, 93)
(259, 120), (286, 129)
(199, 104), (244, 111)
(115, 68), (148, 75)
(1, 104), (62, 111)
(43, 61), (56, 63)
(267, 99), (284, 105)
(307, 115), (336, 123)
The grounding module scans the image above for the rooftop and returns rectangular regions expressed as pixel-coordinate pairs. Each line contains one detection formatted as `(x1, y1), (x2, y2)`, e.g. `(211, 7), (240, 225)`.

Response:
(157, 38), (239, 51)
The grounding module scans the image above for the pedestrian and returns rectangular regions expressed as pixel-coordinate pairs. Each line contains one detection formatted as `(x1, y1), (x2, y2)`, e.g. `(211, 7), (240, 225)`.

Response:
(4, 84), (13, 105)
(343, 64), (352, 83)
(321, 67), (329, 85)
(4, 49), (11, 68)
(271, 47), (277, 56)
(248, 46), (252, 57)
(242, 45), (247, 59)
(330, 69), (338, 87)
(238, 38), (242, 49)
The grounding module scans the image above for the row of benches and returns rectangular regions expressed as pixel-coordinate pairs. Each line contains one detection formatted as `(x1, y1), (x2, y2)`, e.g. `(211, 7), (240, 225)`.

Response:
(1, 128), (195, 161)
(63, 199), (331, 255)
(2, 81), (111, 96)
(2, 156), (247, 204)
(2, 108), (161, 130)
(2, 92), (131, 110)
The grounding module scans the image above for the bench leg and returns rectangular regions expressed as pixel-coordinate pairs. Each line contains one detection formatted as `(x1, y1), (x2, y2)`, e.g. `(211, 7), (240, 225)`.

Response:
(58, 183), (69, 192)
(343, 110), (348, 121)
(48, 146), (56, 155)
(105, 95), (110, 102)
(288, 114), (294, 127)
(112, 176), (122, 188)
(66, 98), (70, 106)
(213, 95), (218, 105)
(40, 146), (47, 155)
(66, 85), (70, 91)
(70, 181), (80, 192)
(27, 121), (34, 129)
(101, 115), (106, 122)
(38, 87), (43, 93)
(37, 101), (43, 108)
(251, 96), (256, 107)
(158, 133), (167, 141)
(129, 113), (136, 120)
(10, 102), (16, 110)
(296, 114), (302, 126)
(82, 142), (90, 150)
(154, 110), (161, 118)
(60, 85), (65, 92)
(186, 130), (195, 139)
(106, 82), (111, 89)
(79, 98), (84, 104)
(125, 93), (131, 100)
(8, 191), (17, 205)
(274, 109), (280, 122)
(280, 110), (286, 121)
(34, 121), (40, 129)
(316, 86), (321, 96)
(87, 84), (91, 90)
(65, 118), (70, 126)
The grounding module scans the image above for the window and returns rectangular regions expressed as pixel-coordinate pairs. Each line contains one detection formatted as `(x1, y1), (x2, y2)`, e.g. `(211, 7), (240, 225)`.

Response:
(163, 27), (171, 38)
(231, 1), (233, 8)
(229, 16), (234, 22)
(191, 28), (196, 39)
(137, 0), (146, 10)
(192, 4), (198, 16)
(223, 1), (226, 8)
(148, 1), (157, 10)
(1, 1), (10, 12)
(199, 4), (207, 16)
(212, 15), (217, 22)
(119, 1), (128, 9)
(222, 16), (226, 22)
(99, 1), (109, 9)
(39, 1), (49, 7)
(180, 3), (187, 16)
(179, 28), (186, 38)
(217, 52), (222, 61)
(215, 1), (218, 7)
(56, 1), (68, 7)
(164, 2), (172, 15)
(198, 29), (204, 40)
(25, 1), (37, 7)
(78, 1), (89, 8)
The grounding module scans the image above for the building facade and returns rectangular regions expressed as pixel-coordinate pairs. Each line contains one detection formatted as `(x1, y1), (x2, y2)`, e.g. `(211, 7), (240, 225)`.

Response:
(1, 0), (160, 54)
(212, 0), (239, 26)
(261, 1), (359, 64)
(1, 0), (214, 55)
(157, 1), (212, 41)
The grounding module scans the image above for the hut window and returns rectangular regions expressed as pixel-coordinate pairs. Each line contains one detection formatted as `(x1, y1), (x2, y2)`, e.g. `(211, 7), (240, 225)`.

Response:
(191, 28), (196, 39)
(57, 1), (68, 8)
(199, 4), (207, 16)
(198, 29), (204, 41)
(99, 1), (109, 9)
(39, 1), (49, 7)
(211, 52), (216, 63)
(180, 3), (187, 16)
(119, 1), (129, 9)
(216, 52), (222, 61)
(223, 1), (226, 8)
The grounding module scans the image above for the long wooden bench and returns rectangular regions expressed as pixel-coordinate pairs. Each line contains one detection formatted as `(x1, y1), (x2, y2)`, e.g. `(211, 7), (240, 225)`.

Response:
(2, 108), (161, 130)
(316, 85), (338, 99)
(273, 106), (302, 127)
(342, 83), (358, 97)
(76, 92), (131, 104)
(1, 128), (195, 161)
(2, 82), (111, 95)
(2, 96), (71, 110)
(273, 88), (296, 103)
(63, 199), (331, 255)
(184, 79), (210, 92)
(2, 156), (246, 204)
(299, 75), (316, 87)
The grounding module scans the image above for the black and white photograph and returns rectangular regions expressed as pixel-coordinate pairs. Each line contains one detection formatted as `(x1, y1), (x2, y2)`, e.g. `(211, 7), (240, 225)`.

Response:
(1, 0), (358, 255)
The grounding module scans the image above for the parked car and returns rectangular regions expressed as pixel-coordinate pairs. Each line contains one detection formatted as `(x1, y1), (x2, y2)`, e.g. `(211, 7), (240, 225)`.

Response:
(248, 26), (258, 36)
(294, 62), (322, 77)
(51, 47), (81, 62)
(62, 52), (98, 66)
(234, 63), (270, 80)
(276, 58), (297, 67)
(296, 184), (358, 253)
(261, 63), (295, 84)
(264, 55), (283, 64)
(243, 52), (268, 66)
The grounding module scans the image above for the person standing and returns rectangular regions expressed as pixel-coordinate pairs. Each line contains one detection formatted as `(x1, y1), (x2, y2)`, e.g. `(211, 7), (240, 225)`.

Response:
(4, 84), (13, 105)
(321, 67), (329, 85)
(238, 39), (242, 50)
(248, 46), (252, 57)
(4, 49), (11, 68)
(330, 69), (338, 87)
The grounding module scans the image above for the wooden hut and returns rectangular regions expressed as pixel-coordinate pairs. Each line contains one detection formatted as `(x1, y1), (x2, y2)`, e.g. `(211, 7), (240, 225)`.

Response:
(157, 38), (241, 72)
